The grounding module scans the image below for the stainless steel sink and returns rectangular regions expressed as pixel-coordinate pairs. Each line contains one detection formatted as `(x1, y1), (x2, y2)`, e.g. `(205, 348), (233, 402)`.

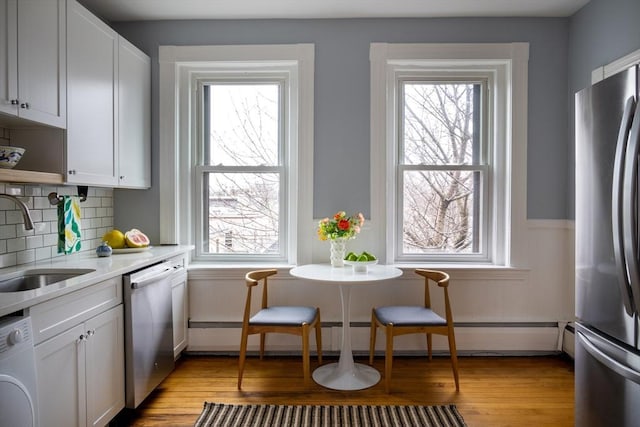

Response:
(0, 268), (96, 292)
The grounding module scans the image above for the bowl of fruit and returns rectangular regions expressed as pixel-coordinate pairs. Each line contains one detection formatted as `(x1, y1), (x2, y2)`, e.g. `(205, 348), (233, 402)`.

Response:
(343, 251), (378, 273)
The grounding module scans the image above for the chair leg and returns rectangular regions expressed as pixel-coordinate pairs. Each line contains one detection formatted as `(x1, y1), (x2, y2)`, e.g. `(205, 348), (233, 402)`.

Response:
(302, 324), (311, 386)
(315, 314), (323, 364)
(426, 333), (433, 361)
(448, 328), (460, 391)
(384, 325), (394, 393)
(369, 312), (377, 365)
(238, 327), (249, 389)
(259, 332), (266, 360)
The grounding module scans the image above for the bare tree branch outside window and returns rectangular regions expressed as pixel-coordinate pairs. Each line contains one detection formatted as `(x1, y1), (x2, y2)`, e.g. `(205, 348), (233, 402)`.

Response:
(401, 82), (482, 254)
(204, 83), (282, 255)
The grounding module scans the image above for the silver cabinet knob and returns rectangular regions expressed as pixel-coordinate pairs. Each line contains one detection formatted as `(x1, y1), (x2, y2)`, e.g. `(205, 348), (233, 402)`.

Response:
(68, 170), (76, 175)
(20, 102), (29, 109)
(10, 99), (19, 105)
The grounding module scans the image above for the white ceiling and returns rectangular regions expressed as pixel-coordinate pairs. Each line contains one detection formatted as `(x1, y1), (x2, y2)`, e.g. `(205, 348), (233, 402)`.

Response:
(77, 0), (591, 22)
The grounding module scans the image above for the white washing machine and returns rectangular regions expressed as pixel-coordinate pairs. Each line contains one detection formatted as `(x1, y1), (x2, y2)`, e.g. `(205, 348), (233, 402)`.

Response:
(0, 316), (39, 427)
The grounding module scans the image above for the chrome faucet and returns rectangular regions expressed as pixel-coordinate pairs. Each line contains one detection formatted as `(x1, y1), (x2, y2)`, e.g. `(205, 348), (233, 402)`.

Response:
(0, 194), (34, 230)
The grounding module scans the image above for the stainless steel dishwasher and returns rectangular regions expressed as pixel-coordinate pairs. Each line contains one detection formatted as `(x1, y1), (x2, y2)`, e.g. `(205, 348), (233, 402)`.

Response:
(123, 259), (183, 408)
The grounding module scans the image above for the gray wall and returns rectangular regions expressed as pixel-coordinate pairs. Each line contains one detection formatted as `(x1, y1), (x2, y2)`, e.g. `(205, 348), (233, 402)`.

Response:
(113, 18), (570, 243)
(567, 0), (640, 218)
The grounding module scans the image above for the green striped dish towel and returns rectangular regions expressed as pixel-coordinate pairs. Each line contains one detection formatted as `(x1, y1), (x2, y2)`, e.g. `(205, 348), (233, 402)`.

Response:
(58, 196), (82, 254)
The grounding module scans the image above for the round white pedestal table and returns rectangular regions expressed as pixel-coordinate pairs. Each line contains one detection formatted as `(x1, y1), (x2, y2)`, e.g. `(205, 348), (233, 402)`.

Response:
(289, 263), (403, 390)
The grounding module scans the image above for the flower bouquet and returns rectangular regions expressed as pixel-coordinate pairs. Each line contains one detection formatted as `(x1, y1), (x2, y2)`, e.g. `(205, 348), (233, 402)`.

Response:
(317, 211), (364, 266)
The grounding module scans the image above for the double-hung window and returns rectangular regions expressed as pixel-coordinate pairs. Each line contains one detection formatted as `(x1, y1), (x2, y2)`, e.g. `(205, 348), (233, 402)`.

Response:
(159, 44), (314, 264)
(197, 80), (285, 260)
(370, 43), (529, 265)
(398, 77), (488, 260)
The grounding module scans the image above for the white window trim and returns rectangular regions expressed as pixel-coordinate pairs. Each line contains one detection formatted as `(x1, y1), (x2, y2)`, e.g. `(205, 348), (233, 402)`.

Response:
(159, 44), (315, 265)
(370, 43), (529, 266)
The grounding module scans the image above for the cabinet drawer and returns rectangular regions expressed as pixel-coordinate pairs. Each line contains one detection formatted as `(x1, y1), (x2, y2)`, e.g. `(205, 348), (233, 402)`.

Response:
(29, 276), (122, 345)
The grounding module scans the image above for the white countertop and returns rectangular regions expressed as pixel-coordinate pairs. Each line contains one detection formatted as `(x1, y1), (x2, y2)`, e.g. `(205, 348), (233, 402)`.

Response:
(0, 245), (193, 318)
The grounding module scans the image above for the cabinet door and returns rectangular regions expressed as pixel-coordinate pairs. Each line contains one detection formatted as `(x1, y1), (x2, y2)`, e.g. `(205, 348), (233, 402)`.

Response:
(66, 0), (118, 186)
(85, 305), (124, 427)
(118, 37), (151, 188)
(0, 0), (18, 118)
(172, 273), (188, 358)
(16, 0), (66, 128)
(35, 323), (86, 427)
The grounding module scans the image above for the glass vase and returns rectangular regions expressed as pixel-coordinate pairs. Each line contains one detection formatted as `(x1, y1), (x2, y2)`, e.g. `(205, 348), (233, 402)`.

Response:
(330, 238), (347, 267)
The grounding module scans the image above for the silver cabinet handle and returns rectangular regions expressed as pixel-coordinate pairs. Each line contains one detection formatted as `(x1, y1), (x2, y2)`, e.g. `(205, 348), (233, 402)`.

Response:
(68, 170), (76, 175)
(10, 99), (19, 105)
(20, 102), (29, 109)
(86, 329), (95, 337)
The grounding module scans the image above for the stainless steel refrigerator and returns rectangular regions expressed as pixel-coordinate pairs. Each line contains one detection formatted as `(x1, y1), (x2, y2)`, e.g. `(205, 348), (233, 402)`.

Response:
(575, 64), (640, 426)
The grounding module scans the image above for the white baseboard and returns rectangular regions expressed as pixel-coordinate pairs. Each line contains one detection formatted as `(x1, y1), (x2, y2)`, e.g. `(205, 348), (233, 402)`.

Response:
(562, 327), (575, 359)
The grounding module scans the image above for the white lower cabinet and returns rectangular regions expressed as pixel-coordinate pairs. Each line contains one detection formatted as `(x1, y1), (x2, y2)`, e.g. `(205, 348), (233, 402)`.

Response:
(30, 276), (125, 427)
(35, 305), (124, 427)
(171, 257), (188, 358)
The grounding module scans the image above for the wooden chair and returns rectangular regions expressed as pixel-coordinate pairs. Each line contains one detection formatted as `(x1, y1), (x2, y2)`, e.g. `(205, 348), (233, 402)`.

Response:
(369, 269), (459, 392)
(238, 269), (322, 389)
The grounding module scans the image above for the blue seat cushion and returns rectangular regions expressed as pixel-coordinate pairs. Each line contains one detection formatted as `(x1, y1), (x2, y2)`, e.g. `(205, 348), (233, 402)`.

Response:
(375, 306), (446, 326)
(250, 306), (318, 326)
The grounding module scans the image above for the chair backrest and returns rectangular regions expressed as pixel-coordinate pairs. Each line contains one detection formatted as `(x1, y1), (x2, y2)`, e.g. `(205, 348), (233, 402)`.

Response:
(415, 269), (453, 323)
(243, 269), (278, 325)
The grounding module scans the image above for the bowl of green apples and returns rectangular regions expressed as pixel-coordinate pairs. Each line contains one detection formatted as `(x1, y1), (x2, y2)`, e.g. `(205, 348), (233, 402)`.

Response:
(343, 251), (378, 273)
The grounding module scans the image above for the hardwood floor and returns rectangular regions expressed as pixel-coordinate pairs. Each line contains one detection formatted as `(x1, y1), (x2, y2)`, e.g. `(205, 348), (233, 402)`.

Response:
(113, 354), (575, 427)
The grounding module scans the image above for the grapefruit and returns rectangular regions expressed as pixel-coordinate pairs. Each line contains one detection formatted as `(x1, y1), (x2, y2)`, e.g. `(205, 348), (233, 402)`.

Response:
(103, 229), (126, 249)
(124, 228), (150, 248)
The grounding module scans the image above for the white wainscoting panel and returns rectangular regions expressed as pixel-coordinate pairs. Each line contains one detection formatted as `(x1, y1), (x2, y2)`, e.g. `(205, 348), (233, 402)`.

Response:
(185, 220), (575, 355)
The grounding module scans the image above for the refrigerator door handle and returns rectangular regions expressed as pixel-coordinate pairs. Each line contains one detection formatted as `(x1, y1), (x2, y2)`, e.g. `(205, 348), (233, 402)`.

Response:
(622, 100), (640, 314)
(613, 97), (637, 315)
(577, 330), (640, 385)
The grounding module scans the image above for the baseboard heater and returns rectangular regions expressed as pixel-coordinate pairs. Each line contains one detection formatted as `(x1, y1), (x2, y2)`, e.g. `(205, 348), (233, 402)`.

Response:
(187, 320), (566, 357)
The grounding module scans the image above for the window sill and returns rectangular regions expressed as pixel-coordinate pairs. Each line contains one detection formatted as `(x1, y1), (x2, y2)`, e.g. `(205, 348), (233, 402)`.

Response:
(187, 261), (529, 280)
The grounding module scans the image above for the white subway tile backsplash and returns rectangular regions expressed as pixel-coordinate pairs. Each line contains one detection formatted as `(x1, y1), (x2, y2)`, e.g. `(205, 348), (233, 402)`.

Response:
(0, 253), (16, 268)
(0, 184), (114, 268)
(17, 250), (35, 265)
(0, 225), (16, 239)
(42, 209), (58, 222)
(36, 247), (52, 261)
(24, 186), (41, 197)
(33, 197), (51, 209)
(29, 210), (43, 223)
(7, 237), (26, 253)
(43, 233), (58, 247)
(26, 235), (43, 249)
(15, 227), (34, 238)
(6, 210), (25, 225)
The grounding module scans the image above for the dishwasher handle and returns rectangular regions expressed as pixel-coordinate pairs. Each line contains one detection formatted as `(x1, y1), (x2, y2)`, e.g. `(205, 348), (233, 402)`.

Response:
(130, 266), (174, 289)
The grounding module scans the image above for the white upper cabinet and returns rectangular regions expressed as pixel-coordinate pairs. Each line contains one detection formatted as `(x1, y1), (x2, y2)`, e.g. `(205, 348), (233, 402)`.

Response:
(118, 37), (151, 189)
(0, 0), (66, 128)
(66, 0), (118, 186)
(66, 0), (150, 188)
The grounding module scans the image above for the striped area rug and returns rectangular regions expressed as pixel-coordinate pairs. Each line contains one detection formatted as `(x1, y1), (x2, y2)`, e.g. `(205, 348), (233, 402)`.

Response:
(194, 402), (467, 427)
